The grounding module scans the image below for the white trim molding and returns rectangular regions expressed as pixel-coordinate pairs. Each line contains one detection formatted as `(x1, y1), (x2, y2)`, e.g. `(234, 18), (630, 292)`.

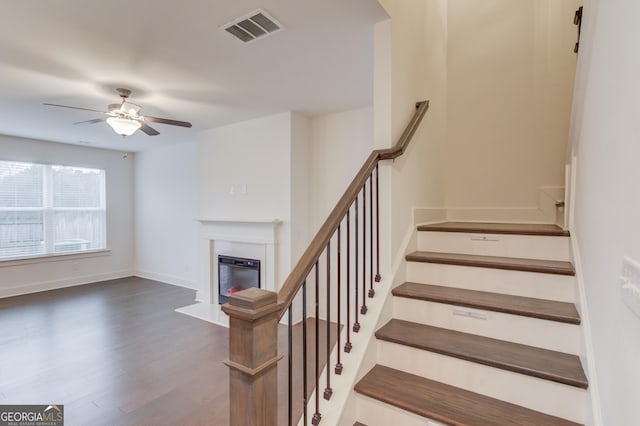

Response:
(570, 232), (604, 426)
(134, 270), (197, 290)
(0, 249), (111, 268)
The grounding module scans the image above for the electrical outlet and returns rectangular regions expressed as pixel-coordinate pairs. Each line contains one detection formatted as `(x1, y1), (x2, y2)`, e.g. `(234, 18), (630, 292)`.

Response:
(621, 256), (640, 319)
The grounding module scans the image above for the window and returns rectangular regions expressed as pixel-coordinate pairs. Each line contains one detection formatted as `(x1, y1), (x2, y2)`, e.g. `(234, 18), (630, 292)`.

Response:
(0, 160), (106, 260)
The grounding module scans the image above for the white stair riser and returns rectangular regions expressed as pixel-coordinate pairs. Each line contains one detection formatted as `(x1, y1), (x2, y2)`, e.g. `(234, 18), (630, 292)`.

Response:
(393, 297), (580, 354)
(355, 394), (446, 426)
(377, 341), (586, 424)
(406, 262), (575, 302)
(417, 232), (571, 261)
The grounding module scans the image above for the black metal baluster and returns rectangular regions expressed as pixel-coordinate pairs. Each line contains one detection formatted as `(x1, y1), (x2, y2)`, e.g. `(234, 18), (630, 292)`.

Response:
(361, 184), (368, 313)
(288, 305), (293, 426)
(375, 164), (381, 283)
(336, 223), (344, 372)
(312, 262), (321, 425)
(302, 280), (308, 426)
(324, 242), (332, 400)
(345, 209), (353, 351)
(369, 173), (375, 297)
(353, 198), (360, 333)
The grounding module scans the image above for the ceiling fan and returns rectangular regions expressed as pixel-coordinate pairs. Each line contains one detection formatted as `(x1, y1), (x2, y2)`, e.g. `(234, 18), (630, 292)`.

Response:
(44, 88), (192, 137)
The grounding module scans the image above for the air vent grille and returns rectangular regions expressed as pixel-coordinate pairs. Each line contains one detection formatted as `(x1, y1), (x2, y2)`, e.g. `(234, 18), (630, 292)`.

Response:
(222, 9), (284, 44)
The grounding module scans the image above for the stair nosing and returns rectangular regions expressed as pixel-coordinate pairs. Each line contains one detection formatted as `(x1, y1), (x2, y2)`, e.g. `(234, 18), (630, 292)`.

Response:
(406, 251), (576, 276)
(417, 221), (570, 237)
(393, 282), (581, 324)
(355, 365), (583, 426)
(376, 319), (588, 389)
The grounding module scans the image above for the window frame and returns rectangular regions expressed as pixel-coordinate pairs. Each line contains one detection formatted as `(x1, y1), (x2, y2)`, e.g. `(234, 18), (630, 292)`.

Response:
(0, 160), (108, 262)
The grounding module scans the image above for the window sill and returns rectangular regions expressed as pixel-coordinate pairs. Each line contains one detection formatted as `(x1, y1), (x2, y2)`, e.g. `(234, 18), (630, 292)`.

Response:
(0, 249), (112, 268)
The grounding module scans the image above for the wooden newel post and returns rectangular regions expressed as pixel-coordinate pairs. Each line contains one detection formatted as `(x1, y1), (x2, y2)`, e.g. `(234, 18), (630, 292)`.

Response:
(222, 288), (282, 426)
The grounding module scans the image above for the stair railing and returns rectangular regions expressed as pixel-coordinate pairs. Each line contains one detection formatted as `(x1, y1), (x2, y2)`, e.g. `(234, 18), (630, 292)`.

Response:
(222, 100), (429, 425)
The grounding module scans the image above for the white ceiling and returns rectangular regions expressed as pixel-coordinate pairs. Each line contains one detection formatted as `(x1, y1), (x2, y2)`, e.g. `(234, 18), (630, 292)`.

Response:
(0, 0), (387, 151)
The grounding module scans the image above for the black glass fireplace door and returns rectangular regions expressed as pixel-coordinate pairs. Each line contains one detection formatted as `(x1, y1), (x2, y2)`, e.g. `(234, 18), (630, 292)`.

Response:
(218, 255), (261, 304)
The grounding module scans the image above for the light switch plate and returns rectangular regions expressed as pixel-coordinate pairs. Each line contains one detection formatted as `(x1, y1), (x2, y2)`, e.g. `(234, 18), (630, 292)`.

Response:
(621, 256), (640, 319)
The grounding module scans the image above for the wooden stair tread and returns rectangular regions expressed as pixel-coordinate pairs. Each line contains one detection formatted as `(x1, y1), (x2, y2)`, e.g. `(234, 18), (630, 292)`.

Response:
(355, 365), (582, 426)
(406, 251), (576, 276)
(418, 222), (570, 237)
(376, 319), (588, 388)
(393, 282), (581, 324)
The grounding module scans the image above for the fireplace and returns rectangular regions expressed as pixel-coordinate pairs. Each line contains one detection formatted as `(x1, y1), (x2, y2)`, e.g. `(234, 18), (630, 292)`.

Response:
(218, 255), (261, 304)
(174, 218), (278, 327)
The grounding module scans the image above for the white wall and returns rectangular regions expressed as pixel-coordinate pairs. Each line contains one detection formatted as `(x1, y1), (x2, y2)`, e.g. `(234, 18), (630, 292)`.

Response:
(198, 112), (304, 289)
(569, 0), (640, 423)
(309, 107), (374, 232)
(444, 0), (579, 220)
(0, 135), (134, 297)
(291, 112), (312, 266)
(376, 0), (448, 260)
(305, 107), (374, 321)
(133, 141), (198, 289)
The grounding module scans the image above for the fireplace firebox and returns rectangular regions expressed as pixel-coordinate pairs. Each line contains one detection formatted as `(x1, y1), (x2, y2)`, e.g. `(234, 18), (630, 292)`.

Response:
(218, 255), (261, 304)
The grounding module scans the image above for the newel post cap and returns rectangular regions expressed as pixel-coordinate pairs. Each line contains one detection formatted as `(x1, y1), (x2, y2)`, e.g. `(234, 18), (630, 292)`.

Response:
(221, 288), (281, 321)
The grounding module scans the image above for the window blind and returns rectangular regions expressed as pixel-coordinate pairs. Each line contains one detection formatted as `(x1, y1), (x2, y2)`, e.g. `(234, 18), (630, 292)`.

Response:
(0, 161), (106, 260)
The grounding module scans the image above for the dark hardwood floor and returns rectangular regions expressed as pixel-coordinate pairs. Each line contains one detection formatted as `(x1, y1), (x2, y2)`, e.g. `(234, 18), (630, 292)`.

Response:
(0, 277), (337, 425)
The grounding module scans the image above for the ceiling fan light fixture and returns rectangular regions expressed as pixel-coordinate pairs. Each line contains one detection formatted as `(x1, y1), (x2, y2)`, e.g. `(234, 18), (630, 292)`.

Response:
(45, 88), (191, 138)
(120, 101), (141, 116)
(106, 116), (141, 137)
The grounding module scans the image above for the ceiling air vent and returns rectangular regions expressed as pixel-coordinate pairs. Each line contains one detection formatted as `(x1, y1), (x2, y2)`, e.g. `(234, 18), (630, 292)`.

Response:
(222, 9), (284, 44)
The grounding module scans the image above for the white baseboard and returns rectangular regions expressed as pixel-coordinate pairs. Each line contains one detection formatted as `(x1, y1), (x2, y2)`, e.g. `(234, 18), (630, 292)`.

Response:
(569, 233), (604, 426)
(194, 290), (208, 303)
(0, 269), (133, 299)
(134, 270), (197, 290)
(413, 208), (446, 225)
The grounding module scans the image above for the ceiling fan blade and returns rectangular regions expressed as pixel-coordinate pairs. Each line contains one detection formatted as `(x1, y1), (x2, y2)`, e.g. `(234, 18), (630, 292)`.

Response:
(139, 122), (160, 136)
(44, 103), (107, 114)
(74, 118), (107, 125)
(143, 116), (192, 128)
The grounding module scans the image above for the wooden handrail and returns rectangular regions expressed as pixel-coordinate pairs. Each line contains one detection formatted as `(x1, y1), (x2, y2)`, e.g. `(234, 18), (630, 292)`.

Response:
(276, 100), (429, 317)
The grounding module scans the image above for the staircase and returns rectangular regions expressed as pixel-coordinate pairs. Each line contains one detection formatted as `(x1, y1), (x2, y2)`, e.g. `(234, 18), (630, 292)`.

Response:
(352, 222), (587, 425)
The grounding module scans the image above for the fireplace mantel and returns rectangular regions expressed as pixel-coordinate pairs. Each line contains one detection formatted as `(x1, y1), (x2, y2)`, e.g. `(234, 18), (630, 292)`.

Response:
(197, 218), (281, 244)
